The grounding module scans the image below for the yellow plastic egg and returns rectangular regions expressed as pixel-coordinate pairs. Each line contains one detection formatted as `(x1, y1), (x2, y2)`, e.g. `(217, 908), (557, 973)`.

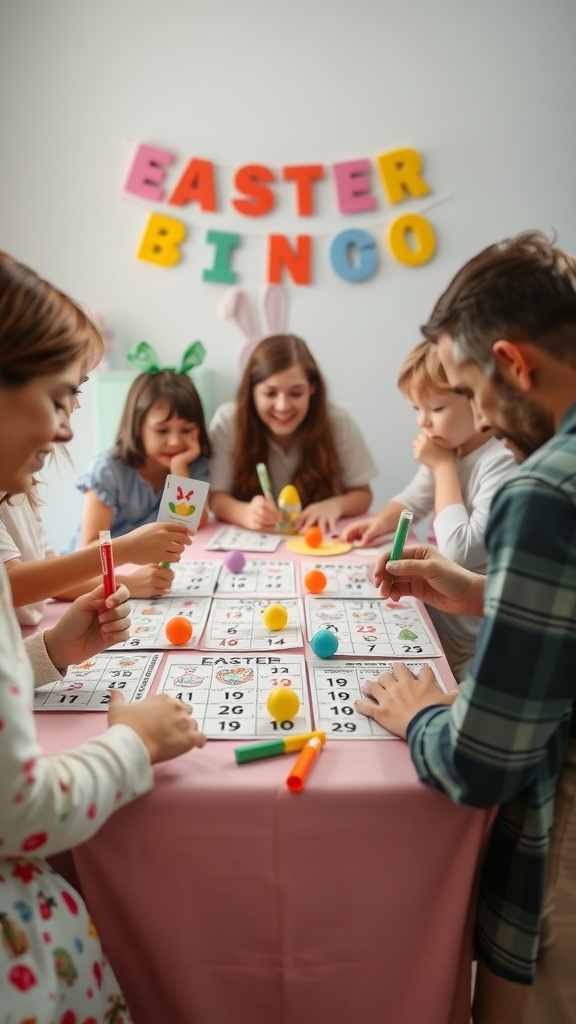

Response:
(262, 604), (289, 631)
(267, 687), (300, 722)
(278, 485), (301, 508)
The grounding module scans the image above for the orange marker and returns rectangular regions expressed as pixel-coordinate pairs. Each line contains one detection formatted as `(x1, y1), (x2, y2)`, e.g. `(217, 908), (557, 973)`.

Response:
(286, 735), (323, 793)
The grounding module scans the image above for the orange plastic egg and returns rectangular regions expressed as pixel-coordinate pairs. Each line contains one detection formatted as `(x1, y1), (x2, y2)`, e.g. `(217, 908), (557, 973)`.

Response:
(305, 526), (323, 548)
(165, 616), (193, 646)
(304, 569), (327, 594)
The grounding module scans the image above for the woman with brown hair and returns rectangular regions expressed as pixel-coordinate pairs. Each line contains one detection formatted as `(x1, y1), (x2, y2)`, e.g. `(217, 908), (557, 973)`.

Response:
(209, 334), (377, 534)
(0, 250), (206, 1021)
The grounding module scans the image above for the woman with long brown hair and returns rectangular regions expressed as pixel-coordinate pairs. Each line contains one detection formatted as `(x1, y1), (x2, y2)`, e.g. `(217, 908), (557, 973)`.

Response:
(209, 334), (377, 533)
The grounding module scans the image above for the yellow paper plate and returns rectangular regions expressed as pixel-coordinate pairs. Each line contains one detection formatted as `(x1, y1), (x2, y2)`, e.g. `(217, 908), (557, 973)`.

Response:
(285, 537), (353, 557)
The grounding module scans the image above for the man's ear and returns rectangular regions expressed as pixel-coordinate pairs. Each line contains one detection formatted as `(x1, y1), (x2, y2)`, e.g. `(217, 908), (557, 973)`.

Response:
(492, 339), (536, 392)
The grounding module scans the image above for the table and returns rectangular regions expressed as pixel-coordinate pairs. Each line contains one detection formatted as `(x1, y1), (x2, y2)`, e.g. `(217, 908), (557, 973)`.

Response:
(34, 523), (493, 1024)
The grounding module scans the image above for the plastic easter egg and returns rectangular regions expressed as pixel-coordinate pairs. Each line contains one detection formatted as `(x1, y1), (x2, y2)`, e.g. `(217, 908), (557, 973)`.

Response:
(262, 603), (289, 631)
(310, 629), (339, 658)
(224, 549), (246, 574)
(304, 569), (327, 594)
(267, 687), (300, 722)
(305, 526), (323, 548)
(165, 616), (193, 646)
(278, 485), (301, 508)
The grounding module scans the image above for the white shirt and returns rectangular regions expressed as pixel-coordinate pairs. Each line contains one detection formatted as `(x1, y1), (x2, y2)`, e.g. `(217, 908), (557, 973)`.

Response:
(392, 437), (516, 652)
(209, 401), (378, 499)
(0, 494), (52, 625)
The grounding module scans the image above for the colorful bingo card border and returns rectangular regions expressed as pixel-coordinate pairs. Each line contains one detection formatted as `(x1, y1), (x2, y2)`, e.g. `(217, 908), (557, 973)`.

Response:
(304, 596), (441, 657)
(205, 526), (284, 552)
(167, 560), (222, 597)
(215, 560), (296, 598)
(301, 561), (378, 599)
(108, 596), (212, 650)
(200, 598), (304, 652)
(34, 653), (161, 711)
(155, 654), (311, 738)
(308, 659), (447, 739)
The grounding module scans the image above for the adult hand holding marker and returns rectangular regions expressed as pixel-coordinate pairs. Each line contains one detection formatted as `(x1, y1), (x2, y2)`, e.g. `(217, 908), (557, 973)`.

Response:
(389, 508), (414, 562)
(254, 462), (283, 532)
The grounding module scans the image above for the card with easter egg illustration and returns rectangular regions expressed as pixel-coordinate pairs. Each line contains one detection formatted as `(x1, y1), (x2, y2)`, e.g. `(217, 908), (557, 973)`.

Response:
(157, 474), (210, 532)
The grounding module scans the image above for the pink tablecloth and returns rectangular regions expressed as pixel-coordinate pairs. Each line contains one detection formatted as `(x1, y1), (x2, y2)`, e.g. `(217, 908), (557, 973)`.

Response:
(34, 523), (493, 1024)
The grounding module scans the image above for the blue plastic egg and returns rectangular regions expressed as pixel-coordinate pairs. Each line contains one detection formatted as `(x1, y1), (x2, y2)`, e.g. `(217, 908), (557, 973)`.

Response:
(310, 629), (339, 658)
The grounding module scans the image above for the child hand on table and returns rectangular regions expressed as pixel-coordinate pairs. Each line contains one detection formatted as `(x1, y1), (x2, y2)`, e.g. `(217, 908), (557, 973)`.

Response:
(108, 690), (206, 762)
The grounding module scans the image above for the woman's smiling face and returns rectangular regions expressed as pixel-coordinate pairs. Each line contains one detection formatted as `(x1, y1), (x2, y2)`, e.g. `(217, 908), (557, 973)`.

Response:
(0, 361), (82, 494)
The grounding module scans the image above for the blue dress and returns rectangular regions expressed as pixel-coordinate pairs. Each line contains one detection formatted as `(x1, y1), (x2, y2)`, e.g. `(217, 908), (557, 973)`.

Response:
(71, 450), (210, 547)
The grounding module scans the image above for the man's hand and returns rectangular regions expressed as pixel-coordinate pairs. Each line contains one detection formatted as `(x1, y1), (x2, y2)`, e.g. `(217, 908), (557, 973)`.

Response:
(355, 663), (457, 738)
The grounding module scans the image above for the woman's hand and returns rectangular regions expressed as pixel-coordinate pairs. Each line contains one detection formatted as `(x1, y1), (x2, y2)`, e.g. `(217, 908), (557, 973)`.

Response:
(120, 564), (174, 598)
(43, 584), (132, 669)
(246, 495), (282, 532)
(355, 663), (458, 738)
(108, 690), (207, 763)
(373, 544), (485, 617)
(115, 523), (192, 565)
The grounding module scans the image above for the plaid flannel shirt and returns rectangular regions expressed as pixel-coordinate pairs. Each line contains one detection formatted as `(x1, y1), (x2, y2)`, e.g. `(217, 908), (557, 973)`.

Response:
(407, 402), (576, 984)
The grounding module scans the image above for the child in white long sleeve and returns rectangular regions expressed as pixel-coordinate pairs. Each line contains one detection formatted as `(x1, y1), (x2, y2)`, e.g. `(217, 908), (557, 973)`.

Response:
(342, 340), (515, 678)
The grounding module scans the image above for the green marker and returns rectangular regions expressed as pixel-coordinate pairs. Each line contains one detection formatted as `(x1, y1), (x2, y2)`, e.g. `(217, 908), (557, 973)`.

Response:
(235, 730), (326, 765)
(389, 508), (413, 561)
(256, 462), (275, 502)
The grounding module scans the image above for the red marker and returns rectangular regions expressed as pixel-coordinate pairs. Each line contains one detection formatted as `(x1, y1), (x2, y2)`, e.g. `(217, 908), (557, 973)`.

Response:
(99, 530), (116, 598)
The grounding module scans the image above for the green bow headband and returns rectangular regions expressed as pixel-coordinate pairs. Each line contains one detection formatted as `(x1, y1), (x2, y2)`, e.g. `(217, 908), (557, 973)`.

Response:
(126, 340), (206, 375)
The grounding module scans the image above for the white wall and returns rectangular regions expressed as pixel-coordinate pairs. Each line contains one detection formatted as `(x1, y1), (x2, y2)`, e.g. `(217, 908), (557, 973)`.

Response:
(2, 0), (576, 550)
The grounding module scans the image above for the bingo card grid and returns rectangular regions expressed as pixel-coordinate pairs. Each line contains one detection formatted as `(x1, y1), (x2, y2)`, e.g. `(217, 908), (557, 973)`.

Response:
(167, 560), (222, 597)
(200, 598), (304, 652)
(107, 596), (212, 650)
(205, 526), (284, 552)
(154, 654), (312, 738)
(304, 596), (441, 657)
(215, 560), (296, 598)
(308, 659), (447, 739)
(301, 561), (379, 599)
(34, 653), (161, 711)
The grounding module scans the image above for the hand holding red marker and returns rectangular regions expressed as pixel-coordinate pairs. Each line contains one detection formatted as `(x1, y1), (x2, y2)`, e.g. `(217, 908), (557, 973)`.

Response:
(99, 530), (117, 598)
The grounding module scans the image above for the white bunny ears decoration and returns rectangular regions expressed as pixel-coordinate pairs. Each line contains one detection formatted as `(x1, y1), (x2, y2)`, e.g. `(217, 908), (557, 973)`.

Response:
(219, 284), (288, 370)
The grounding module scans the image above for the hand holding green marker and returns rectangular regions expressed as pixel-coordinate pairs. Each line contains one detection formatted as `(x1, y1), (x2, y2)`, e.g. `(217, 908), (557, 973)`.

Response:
(389, 508), (414, 561)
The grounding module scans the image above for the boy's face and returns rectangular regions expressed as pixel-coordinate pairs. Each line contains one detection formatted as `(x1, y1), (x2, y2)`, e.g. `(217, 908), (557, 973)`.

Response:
(405, 384), (477, 452)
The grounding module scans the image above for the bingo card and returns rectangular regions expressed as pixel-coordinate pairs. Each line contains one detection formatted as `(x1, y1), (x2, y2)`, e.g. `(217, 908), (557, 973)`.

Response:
(301, 561), (378, 599)
(108, 596), (212, 650)
(201, 598), (304, 651)
(167, 560), (221, 597)
(155, 654), (311, 738)
(308, 659), (448, 739)
(215, 559), (296, 598)
(304, 596), (441, 657)
(205, 526), (284, 552)
(34, 652), (160, 711)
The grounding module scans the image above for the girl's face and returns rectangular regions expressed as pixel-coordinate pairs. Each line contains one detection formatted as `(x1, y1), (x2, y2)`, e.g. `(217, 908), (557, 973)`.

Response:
(140, 400), (199, 467)
(252, 365), (315, 447)
(407, 385), (477, 452)
(0, 362), (82, 494)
